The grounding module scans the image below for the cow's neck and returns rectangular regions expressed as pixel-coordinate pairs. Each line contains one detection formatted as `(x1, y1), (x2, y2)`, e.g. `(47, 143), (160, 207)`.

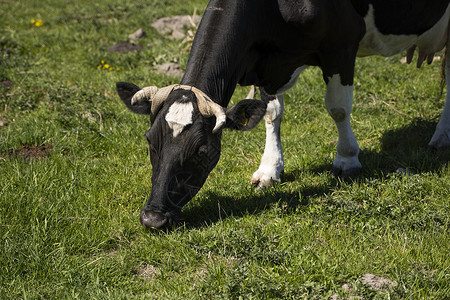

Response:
(181, 1), (253, 107)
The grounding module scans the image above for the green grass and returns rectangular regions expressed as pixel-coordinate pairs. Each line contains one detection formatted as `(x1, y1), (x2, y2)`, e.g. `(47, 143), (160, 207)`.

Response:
(1, 0), (449, 298)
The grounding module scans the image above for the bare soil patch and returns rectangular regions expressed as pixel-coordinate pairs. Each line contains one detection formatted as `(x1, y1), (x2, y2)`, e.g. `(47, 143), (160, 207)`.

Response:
(136, 264), (160, 283)
(1, 80), (13, 88)
(152, 15), (201, 40)
(330, 273), (397, 299)
(360, 273), (397, 291)
(128, 28), (146, 40)
(154, 62), (184, 78)
(108, 42), (143, 54)
(4, 143), (52, 160)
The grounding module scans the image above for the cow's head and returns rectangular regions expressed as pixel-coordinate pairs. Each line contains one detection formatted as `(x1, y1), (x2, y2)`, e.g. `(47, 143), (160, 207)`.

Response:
(117, 82), (266, 229)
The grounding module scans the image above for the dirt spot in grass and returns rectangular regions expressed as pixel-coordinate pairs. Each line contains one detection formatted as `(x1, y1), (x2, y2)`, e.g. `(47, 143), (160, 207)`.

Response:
(0, 120), (8, 127)
(128, 28), (146, 40)
(1, 80), (13, 88)
(4, 143), (52, 160)
(154, 62), (184, 78)
(108, 42), (143, 54)
(360, 273), (397, 291)
(136, 265), (160, 283)
(329, 294), (362, 300)
(329, 274), (397, 299)
(342, 283), (352, 293)
(152, 15), (201, 40)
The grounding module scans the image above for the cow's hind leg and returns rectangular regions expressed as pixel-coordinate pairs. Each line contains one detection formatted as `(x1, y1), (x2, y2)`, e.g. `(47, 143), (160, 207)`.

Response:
(251, 90), (284, 188)
(429, 45), (450, 149)
(324, 75), (361, 176)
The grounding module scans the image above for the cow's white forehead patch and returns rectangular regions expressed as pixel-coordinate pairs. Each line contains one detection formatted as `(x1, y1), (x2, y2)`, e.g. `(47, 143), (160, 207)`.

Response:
(165, 102), (194, 137)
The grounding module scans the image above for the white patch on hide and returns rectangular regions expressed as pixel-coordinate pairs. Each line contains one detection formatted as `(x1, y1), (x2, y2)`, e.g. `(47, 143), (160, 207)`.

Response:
(325, 74), (354, 118)
(358, 4), (450, 57)
(325, 75), (362, 172)
(416, 4), (450, 52)
(276, 66), (308, 95)
(251, 95), (285, 188)
(165, 102), (194, 137)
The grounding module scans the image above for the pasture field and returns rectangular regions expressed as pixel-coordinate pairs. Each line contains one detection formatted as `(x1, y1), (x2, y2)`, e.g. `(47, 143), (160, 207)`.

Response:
(1, 0), (449, 298)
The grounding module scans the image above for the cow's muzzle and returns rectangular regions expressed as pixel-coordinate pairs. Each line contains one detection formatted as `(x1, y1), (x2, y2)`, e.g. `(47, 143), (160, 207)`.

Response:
(139, 210), (182, 229)
(140, 173), (201, 229)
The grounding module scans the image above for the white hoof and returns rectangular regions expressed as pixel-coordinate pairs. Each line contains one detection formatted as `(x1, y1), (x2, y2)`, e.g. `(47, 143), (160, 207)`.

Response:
(251, 167), (282, 189)
(331, 154), (362, 177)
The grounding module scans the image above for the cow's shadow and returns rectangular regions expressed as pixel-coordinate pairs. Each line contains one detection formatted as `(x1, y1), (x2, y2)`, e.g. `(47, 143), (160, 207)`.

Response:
(359, 118), (449, 176)
(183, 183), (333, 229)
(183, 118), (449, 228)
(283, 118), (450, 177)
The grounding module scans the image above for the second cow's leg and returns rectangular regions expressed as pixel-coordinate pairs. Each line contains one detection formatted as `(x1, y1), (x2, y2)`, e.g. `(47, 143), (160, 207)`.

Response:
(429, 39), (450, 149)
(251, 90), (284, 188)
(324, 74), (362, 176)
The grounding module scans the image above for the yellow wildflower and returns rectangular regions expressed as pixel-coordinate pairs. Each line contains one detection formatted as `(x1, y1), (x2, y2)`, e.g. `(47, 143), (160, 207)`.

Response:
(31, 19), (43, 27)
(98, 60), (120, 71)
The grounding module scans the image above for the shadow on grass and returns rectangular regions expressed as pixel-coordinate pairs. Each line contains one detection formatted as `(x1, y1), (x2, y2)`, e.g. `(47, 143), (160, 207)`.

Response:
(183, 118), (449, 229)
(183, 181), (337, 229)
(286, 118), (449, 178)
(360, 118), (450, 176)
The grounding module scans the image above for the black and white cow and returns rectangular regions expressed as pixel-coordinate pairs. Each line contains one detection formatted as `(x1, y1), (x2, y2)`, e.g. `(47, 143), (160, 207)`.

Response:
(117, 0), (450, 229)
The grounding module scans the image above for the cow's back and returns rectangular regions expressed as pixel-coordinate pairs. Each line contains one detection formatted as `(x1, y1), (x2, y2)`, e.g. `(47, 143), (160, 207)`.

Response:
(356, 0), (450, 57)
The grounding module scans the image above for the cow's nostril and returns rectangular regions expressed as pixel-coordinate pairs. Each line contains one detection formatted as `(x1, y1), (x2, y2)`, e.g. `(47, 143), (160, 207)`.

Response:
(139, 210), (168, 229)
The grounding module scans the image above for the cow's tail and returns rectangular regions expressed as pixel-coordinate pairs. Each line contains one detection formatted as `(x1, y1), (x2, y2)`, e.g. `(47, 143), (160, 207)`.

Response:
(441, 47), (447, 98)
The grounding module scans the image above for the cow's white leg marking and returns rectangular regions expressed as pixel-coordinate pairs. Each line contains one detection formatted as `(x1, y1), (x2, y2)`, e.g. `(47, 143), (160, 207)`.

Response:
(251, 66), (308, 188)
(429, 42), (450, 149)
(165, 102), (194, 138)
(251, 94), (285, 188)
(325, 74), (361, 175)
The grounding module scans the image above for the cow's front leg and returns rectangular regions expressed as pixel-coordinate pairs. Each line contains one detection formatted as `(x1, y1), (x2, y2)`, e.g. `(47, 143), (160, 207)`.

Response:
(429, 44), (450, 149)
(251, 91), (284, 188)
(325, 74), (362, 176)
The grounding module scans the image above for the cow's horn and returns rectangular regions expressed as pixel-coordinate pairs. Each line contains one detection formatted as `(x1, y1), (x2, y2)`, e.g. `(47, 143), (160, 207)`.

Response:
(187, 86), (226, 133)
(131, 84), (226, 133)
(131, 85), (179, 115)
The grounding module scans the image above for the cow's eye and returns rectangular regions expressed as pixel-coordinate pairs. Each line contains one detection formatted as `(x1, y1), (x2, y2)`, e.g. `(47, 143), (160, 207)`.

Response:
(198, 145), (208, 156)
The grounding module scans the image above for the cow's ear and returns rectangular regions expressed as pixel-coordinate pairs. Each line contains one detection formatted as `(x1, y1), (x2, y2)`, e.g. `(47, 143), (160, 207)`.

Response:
(116, 81), (151, 115)
(224, 99), (267, 131)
